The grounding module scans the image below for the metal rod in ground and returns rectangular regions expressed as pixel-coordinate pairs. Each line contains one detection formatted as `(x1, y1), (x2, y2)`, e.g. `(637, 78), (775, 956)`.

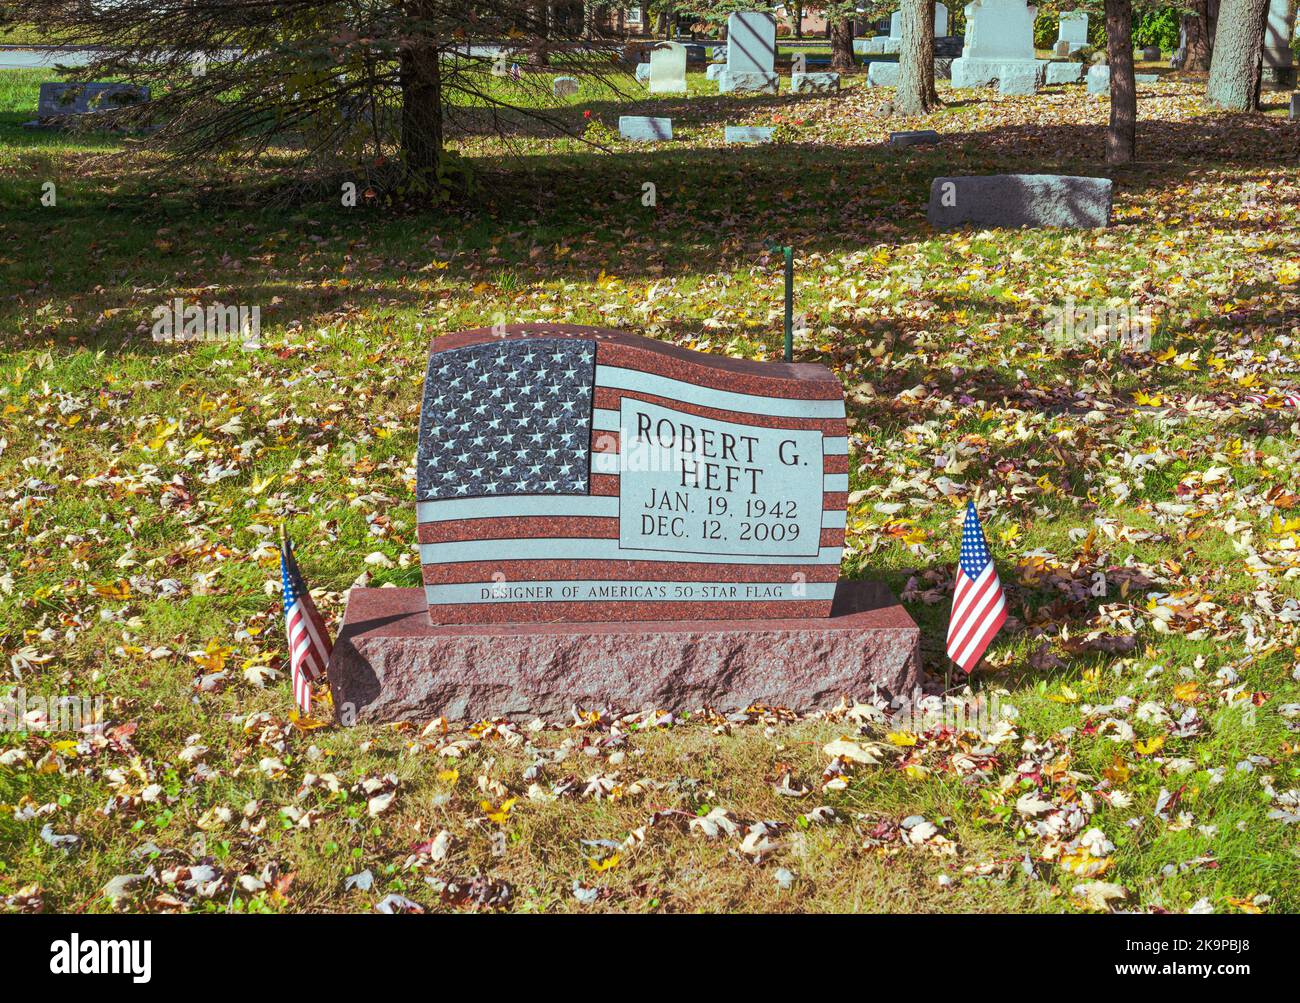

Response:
(783, 246), (794, 362)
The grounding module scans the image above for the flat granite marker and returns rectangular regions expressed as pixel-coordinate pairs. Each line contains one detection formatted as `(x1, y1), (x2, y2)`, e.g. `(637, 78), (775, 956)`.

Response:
(724, 125), (774, 143)
(928, 174), (1112, 230)
(619, 115), (673, 140)
(327, 323), (920, 722)
(890, 129), (940, 147)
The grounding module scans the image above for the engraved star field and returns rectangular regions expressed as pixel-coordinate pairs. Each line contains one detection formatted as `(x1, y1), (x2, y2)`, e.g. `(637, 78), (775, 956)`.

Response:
(417, 338), (596, 500)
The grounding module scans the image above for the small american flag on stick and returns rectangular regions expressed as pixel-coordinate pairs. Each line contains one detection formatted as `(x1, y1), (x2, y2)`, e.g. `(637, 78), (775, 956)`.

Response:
(946, 501), (1007, 674)
(280, 532), (332, 714)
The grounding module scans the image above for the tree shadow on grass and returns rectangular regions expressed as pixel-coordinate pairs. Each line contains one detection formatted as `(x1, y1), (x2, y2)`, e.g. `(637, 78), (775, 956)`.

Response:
(3, 95), (1299, 350)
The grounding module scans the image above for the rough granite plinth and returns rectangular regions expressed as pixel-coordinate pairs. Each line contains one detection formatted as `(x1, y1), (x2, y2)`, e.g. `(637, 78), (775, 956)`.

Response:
(1045, 62), (1084, 85)
(327, 581), (921, 723)
(791, 71), (840, 94)
(717, 70), (779, 93)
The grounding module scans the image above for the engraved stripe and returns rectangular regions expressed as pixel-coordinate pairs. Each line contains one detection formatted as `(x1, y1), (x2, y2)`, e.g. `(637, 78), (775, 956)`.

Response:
(417, 496), (618, 521)
(823, 473), (849, 492)
(596, 365), (846, 419)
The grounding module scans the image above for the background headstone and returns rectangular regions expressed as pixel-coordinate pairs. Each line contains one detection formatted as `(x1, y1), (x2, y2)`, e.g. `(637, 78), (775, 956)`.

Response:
(867, 62), (900, 87)
(553, 76), (580, 99)
(890, 5), (948, 37)
(998, 63), (1041, 95)
(1057, 11), (1088, 54)
(951, 0), (1039, 88)
(649, 41), (688, 95)
(724, 125), (774, 143)
(719, 11), (779, 93)
(890, 129), (940, 146)
(619, 115), (673, 140)
(35, 82), (149, 122)
(929, 174), (1113, 229)
(1263, 0), (1297, 89)
(1086, 63), (1109, 94)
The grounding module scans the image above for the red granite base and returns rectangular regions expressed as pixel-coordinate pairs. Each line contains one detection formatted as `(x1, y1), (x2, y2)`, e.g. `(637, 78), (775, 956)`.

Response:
(326, 581), (921, 724)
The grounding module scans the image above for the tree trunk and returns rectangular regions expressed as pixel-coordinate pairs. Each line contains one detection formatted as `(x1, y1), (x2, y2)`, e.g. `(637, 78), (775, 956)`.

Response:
(793, 0), (804, 39)
(830, 17), (853, 72)
(1182, 2), (1213, 72)
(922, 0), (939, 106)
(399, 36), (443, 191)
(895, 0), (935, 114)
(1105, 0), (1136, 165)
(1206, 0), (1269, 109)
(531, 0), (550, 66)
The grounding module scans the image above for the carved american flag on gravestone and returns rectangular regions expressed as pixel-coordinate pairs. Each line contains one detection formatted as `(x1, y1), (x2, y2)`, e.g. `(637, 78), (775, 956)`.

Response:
(417, 324), (848, 624)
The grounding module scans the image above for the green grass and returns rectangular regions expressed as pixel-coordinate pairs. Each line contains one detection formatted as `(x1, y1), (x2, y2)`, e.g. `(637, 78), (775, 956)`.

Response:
(0, 65), (1298, 914)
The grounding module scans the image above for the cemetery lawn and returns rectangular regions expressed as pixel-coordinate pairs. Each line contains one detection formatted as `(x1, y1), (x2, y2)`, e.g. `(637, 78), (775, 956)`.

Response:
(3, 67), (1300, 915)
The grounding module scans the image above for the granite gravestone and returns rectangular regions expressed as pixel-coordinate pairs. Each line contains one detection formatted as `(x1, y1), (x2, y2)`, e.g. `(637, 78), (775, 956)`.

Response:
(719, 11), (779, 93)
(553, 76), (580, 99)
(326, 324), (920, 723)
(34, 82), (149, 124)
(929, 174), (1112, 229)
(649, 41), (688, 95)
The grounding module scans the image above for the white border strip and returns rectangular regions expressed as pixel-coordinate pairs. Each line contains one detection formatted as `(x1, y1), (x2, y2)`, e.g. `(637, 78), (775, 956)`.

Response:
(425, 580), (839, 605)
(419, 540), (843, 565)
